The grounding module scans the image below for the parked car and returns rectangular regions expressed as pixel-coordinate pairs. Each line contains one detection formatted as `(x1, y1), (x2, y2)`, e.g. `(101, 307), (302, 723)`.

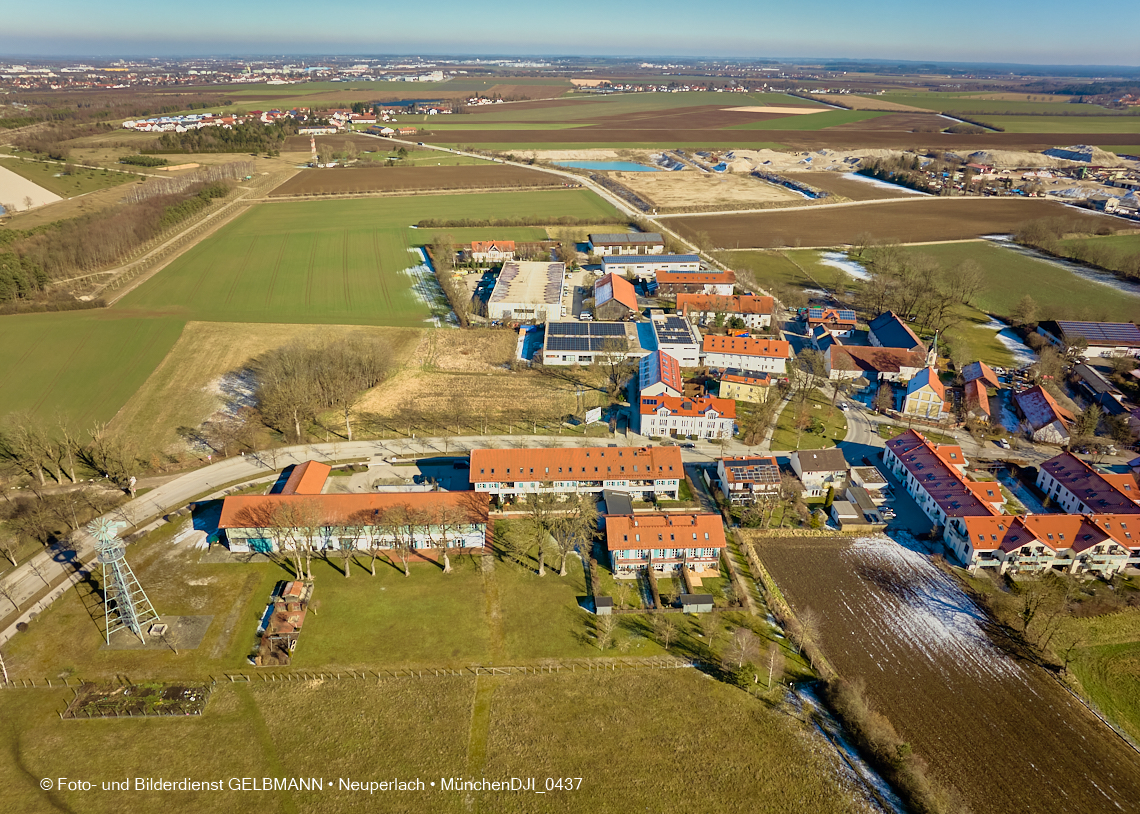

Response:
(680, 442), (696, 449)
(996, 438), (1011, 450)
(579, 312), (593, 321)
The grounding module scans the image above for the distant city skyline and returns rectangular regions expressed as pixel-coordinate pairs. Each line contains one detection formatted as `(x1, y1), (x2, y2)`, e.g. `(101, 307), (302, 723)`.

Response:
(2, 0), (1139, 66)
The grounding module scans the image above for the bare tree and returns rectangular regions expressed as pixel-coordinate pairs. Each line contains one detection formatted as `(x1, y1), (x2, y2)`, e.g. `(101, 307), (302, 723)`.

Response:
(766, 641), (786, 688)
(594, 614), (616, 650)
(0, 533), (17, 567)
(551, 493), (597, 577)
(0, 580), (18, 613)
(653, 613), (678, 650)
(726, 626), (760, 669)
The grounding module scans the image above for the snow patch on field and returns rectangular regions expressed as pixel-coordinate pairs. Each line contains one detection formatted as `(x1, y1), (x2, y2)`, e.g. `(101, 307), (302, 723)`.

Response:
(405, 248), (457, 327)
(980, 316), (1037, 367)
(843, 533), (1022, 681)
(818, 252), (871, 281)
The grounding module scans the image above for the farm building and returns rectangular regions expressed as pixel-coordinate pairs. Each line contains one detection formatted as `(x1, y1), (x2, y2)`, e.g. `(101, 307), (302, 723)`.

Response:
(601, 254), (700, 279)
(1036, 452), (1140, 515)
(654, 269), (735, 296)
(903, 368), (950, 421)
(470, 446), (683, 502)
(676, 294), (774, 329)
(594, 272), (640, 321)
(218, 490), (490, 554)
(961, 361), (1001, 389)
(869, 311), (926, 354)
(959, 513), (1140, 577)
(1013, 385), (1073, 445)
(604, 513), (726, 576)
(639, 394), (736, 440)
(588, 232), (666, 255)
(468, 240), (515, 263)
(1072, 362), (1131, 416)
(717, 370), (774, 404)
(716, 456), (780, 504)
(487, 261), (565, 323)
(807, 307), (857, 337)
(652, 313), (702, 367)
(702, 335), (791, 374)
(963, 379), (992, 423)
(824, 344), (925, 383)
(789, 449), (849, 498)
(1036, 321), (1140, 359)
(639, 350), (684, 398)
(540, 320), (646, 366)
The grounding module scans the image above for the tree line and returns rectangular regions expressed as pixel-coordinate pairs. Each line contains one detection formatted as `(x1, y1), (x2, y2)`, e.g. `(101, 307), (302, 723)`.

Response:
(1015, 217), (1139, 283)
(149, 120), (299, 155)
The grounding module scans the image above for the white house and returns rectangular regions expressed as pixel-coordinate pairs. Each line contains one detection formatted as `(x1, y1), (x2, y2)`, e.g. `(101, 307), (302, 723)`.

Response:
(702, 335), (790, 374)
(789, 449), (849, 498)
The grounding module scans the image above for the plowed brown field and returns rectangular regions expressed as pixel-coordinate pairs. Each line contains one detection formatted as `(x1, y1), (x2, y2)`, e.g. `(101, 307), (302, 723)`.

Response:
(664, 198), (1118, 248)
(755, 534), (1140, 814)
(268, 165), (566, 196)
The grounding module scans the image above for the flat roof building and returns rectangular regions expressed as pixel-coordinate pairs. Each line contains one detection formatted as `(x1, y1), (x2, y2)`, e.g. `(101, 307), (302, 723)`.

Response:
(487, 261), (564, 322)
(541, 320), (647, 366)
(652, 313), (702, 367)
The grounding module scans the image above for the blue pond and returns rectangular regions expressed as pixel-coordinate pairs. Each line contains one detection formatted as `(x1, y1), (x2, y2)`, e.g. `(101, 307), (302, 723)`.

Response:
(553, 161), (660, 172)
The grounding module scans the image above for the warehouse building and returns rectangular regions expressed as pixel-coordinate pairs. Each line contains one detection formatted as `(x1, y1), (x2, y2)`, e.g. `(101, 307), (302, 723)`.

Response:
(487, 261), (564, 322)
(540, 320), (647, 366)
(602, 254), (700, 279)
(588, 232), (666, 255)
(594, 272), (640, 321)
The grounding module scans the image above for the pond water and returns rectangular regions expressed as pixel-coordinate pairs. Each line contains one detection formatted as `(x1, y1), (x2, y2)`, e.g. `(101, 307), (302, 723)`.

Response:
(983, 235), (1140, 299)
(553, 160), (660, 172)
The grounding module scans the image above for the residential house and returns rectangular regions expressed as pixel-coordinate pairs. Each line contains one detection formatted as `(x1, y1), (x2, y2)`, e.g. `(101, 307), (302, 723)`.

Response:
(677, 294), (774, 329)
(824, 344), (925, 382)
(702, 335), (791, 374)
(1037, 320), (1140, 359)
(638, 350), (684, 398)
(639, 394), (736, 440)
(904, 367), (950, 421)
(605, 513), (726, 576)
(1036, 452), (1140, 515)
(807, 307), (857, 337)
(716, 456), (780, 504)
(588, 232), (666, 256)
(790, 449), (849, 498)
(470, 446), (683, 502)
(960, 513), (1139, 577)
(469, 240), (516, 264)
(850, 466), (889, 503)
(961, 361), (1001, 389)
(594, 272), (640, 321)
(1014, 385), (1074, 445)
(654, 270), (735, 296)
(602, 255), (699, 279)
(718, 370), (773, 403)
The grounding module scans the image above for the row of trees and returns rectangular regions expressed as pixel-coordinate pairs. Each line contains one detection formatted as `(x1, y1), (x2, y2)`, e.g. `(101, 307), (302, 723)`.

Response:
(499, 493), (598, 577)
(428, 234), (470, 326)
(151, 120), (299, 154)
(0, 413), (139, 493)
(253, 336), (394, 443)
(1015, 217), (1138, 282)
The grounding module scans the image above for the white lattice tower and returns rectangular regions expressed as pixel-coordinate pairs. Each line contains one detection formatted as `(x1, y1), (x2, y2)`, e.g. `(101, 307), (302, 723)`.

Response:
(87, 518), (159, 644)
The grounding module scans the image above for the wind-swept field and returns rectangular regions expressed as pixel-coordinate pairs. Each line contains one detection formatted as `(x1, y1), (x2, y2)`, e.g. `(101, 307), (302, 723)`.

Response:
(752, 533), (1140, 814)
(116, 190), (618, 325)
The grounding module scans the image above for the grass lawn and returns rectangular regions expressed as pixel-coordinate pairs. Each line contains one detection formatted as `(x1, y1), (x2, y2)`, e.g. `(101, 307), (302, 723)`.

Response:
(877, 423), (955, 445)
(897, 241), (1140, 322)
(772, 393), (847, 450)
(0, 311), (185, 428)
(1058, 233), (1140, 253)
(0, 156), (137, 197)
(1063, 609), (1140, 744)
(116, 190), (618, 325)
(361, 147), (498, 165)
(722, 250), (820, 290)
(981, 116), (1140, 134)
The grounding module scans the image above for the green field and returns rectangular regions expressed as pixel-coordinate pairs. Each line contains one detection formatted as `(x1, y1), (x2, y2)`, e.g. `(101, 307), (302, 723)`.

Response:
(723, 250), (828, 291)
(896, 241), (1140, 322)
(882, 92), (1129, 116)
(1059, 233), (1140, 253)
(116, 190), (618, 325)
(730, 110), (889, 131)
(981, 116), (1140, 134)
(0, 312), (185, 428)
(0, 156), (137, 197)
(772, 392), (847, 450)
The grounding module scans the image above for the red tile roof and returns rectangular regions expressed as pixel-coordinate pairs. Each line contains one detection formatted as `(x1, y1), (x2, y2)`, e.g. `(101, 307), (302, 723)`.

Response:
(829, 345), (926, 375)
(807, 308), (857, 328)
(962, 361), (1001, 389)
(702, 335), (790, 359)
(595, 272), (639, 312)
(1040, 452), (1140, 513)
(656, 271), (736, 285)
(281, 461), (331, 495)
(640, 394), (736, 419)
(605, 513), (726, 551)
(676, 293), (773, 316)
(720, 371), (773, 387)
(964, 379), (991, 417)
(470, 240), (515, 253)
(1014, 385), (1074, 432)
(218, 490), (489, 530)
(886, 430), (1001, 519)
(470, 446), (683, 483)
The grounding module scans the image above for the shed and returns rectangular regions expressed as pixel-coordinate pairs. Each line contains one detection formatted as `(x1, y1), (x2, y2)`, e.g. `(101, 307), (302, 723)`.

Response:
(829, 500), (860, 528)
(680, 594), (714, 613)
(594, 596), (614, 616)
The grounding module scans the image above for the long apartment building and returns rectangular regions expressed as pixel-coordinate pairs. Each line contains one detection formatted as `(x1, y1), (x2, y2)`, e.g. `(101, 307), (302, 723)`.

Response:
(1036, 452), (1140, 515)
(639, 394), (736, 440)
(605, 513), (726, 576)
(960, 512), (1139, 576)
(469, 446), (684, 501)
(701, 335), (791, 374)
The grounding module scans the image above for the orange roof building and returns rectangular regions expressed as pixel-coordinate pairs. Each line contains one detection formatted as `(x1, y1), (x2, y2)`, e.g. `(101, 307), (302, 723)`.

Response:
(676, 294), (774, 328)
(961, 512), (1139, 576)
(218, 484), (490, 554)
(702, 335), (791, 374)
(605, 513), (726, 575)
(470, 446), (684, 501)
(1037, 452), (1140, 515)
(594, 272), (640, 320)
(639, 394), (736, 440)
(280, 460), (331, 495)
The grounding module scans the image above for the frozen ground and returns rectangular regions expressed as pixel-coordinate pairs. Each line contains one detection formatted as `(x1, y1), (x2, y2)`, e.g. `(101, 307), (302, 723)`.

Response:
(981, 316), (1037, 367)
(840, 172), (928, 195)
(818, 251), (871, 281)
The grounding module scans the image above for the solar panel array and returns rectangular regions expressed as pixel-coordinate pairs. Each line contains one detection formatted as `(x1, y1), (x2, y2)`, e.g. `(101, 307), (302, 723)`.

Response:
(808, 307), (857, 321)
(727, 459), (780, 484)
(654, 316), (696, 346)
(1057, 321), (1140, 346)
(545, 321), (628, 353)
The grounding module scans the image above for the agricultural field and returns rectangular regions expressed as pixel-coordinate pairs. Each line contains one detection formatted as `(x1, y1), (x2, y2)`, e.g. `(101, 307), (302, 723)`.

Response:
(116, 190), (618, 325)
(753, 533), (1140, 814)
(894, 241), (1140, 322)
(267, 165), (568, 197)
(880, 91), (1133, 116)
(664, 198), (1120, 250)
(982, 115), (1140, 134)
(0, 156), (136, 197)
(1058, 232), (1140, 255)
(108, 322), (425, 454)
(614, 169), (802, 211)
(0, 311), (185, 429)
(0, 669), (872, 814)
(782, 171), (923, 201)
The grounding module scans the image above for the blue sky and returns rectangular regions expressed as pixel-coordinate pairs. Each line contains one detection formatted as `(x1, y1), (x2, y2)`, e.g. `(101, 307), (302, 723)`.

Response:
(2, 0), (1138, 66)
